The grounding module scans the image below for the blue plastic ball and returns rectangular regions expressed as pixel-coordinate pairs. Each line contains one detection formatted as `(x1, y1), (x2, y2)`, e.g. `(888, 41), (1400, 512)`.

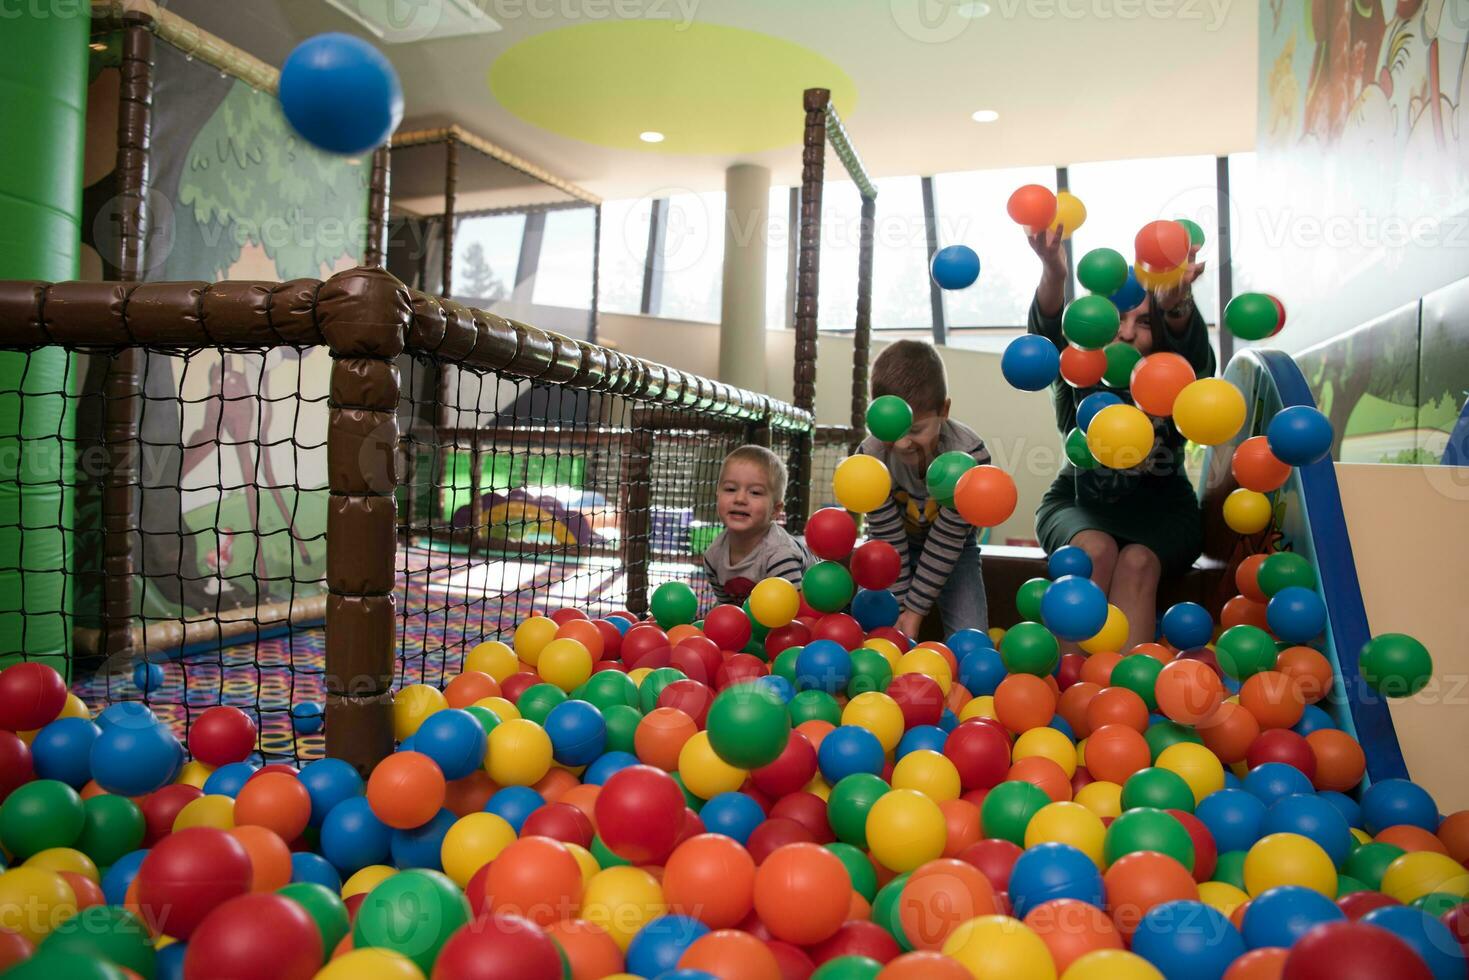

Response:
(584, 750), (641, 786)
(413, 708), (489, 780)
(817, 725), (885, 784)
(939, 708), (960, 733)
(100, 848), (149, 906)
(132, 661), (165, 693)
(1110, 268), (1147, 313)
(851, 589), (900, 631)
(1240, 885), (1345, 949)
(89, 721), (183, 796)
(1195, 789), (1268, 854)
(30, 717), (100, 788)
(96, 701), (158, 732)
(898, 725), (948, 759)
(1317, 790), (1362, 829)
(1047, 546), (1093, 580)
(291, 702), (324, 735)
(947, 629), (994, 657)
(627, 915), (712, 979)
(796, 639), (853, 695)
(1076, 391), (1123, 433)
(1132, 900), (1246, 980)
(1361, 905), (1466, 980)
(1267, 405), (1334, 466)
(753, 675), (796, 704)
(155, 939), (187, 980)
(1263, 793), (1353, 867)
(930, 245), (981, 290)
(544, 699), (606, 767)
(203, 761), (259, 798)
(698, 792), (765, 845)
(320, 795), (392, 874)
(1242, 762), (1315, 808)
(299, 757), (365, 829)
(1266, 587), (1327, 644)
(1161, 602), (1214, 651)
(484, 786), (545, 833)
(607, 616), (633, 634)
(1007, 842), (1105, 918)
(1292, 704), (1336, 737)
(1047, 714), (1075, 740)
(390, 807), (456, 871)
(1001, 335), (1061, 392)
(290, 851), (343, 892)
(1361, 778), (1439, 835)
(279, 33), (404, 155)
(1040, 575), (1108, 642)
(958, 647), (1006, 697)
(1222, 770), (1243, 790)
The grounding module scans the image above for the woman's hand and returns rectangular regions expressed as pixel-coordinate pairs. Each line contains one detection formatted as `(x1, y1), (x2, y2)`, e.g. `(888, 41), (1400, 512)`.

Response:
(1028, 225), (1068, 317)
(896, 609), (924, 644)
(1155, 244), (1205, 331)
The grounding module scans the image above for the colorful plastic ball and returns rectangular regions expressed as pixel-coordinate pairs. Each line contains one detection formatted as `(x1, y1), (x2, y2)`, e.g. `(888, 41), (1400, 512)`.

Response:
(849, 541), (902, 593)
(1056, 196), (1094, 240)
(28, 718), (98, 790)
(1008, 183), (1058, 227)
(0, 662), (68, 732)
(1233, 437), (1292, 494)
(1130, 899), (1245, 980)
(1156, 742), (1225, 805)
(278, 32), (402, 156)
(1061, 344), (1108, 388)
(130, 660), (165, 694)
(1263, 587), (1325, 644)
(89, 721), (182, 798)
(940, 914), (1054, 978)
(1281, 919), (1438, 980)
(1016, 577), (1051, 624)
(930, 245), (981, 290)
(482, 836), (583, 928)
(1130, 353), (1196, 418)
(284, 701), (323, 735)
(1086, 404), (1154, 470)
(432, 913), (566, 980)
(1074, 391), (1122, 435)
(1266, 405), (1334, 466)
(957, 646), (1006, 698)
(979, 779), (1051, 847)
(1122, 768), (1197, 813)
(485, 718), (552, 787)
(1105, 850), (1202, 939)
(1106, 807), (1195, 869)
(1157, 601), (1210, 653)
(1359, 635), (1434, 698)
(891, 750), (961, 802)
(297, 758), (362, 831)
(1255, 552), (1316, 597)
(1063, 294), (1122, 351)
(754, 842), (852, 944)
(659, 835), (755, 931)
(1196, 789), (1267, 854)
(817, 725), (885, 786)
(865, 789), (944, 873)
(1002, 335), (1062, 392)
(1238, 765), (1310, 812)
(133, 826), (252, 939)
(864, 397), (916, 447)
(1221, 291), (1279, 342)
(1009, 840), (1106, 918)
(1043, 547), (1090, 582)
(678, 928), (782, 979)
(1135, 219), (1192, 268)
(1381, 850), (1469, 905)
(1034, 578), (1103, 645)
(626, 914), (711, 978)
(1240, 884), (1345, 950)
(405, 708), (485, 781)
(538, 700), (603, 768)
(363, 751), (443, 831)
(1361, 779), (1439, 835)
(832, 455), (892, 516)
(353, 869), (470, 974)
(1223, 489), (1273, 536)
(1077, 247), (1129, 295)
(1360, 904), (1466, 978)
(1173, 378), (1246, 446)
(1244, 833), (1338, 898)
(995, 674), (1058, 734)
(1083, 724), (1152, 784)
(1263, 794), (1353, 869)
(538, 637), (594, 692)
(896, 857), (998, 950)
(1102, 341), (1143, 390)
(592, 765), (684, 865)
(393, 683), (449, 740)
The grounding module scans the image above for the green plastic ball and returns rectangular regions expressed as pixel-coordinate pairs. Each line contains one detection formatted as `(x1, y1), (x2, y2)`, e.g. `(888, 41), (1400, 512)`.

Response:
(38, 905), (155, 978)
(1016, 577), (1050, 624)
(463, 705), (502, 737)
(670, 771), (704, 810)
(847, 647), (894, 698)
(1102, 341), (1142, 389)
(1120, 767), (1196, 813)
(871, 871), (915, 951)
(1360, 633), (1433, 697)
(516, 683), (567, 725)
(278, 882), (349, 962)
(638, 668), (686, 714)
(1212, 850), (1247, 889)
(707, 683), (791, 769)
(812, 956), (884, 980)
(1256, 552), (1317, 596)
(1413, 892), (1467, 916)
(651, 581), (699, 629)
(1104, 807), (1194, 868)
(1346, 841), (1405, 890)
(1336, 874), (1371, 897)
(828, 773), (890, 849)
(925, 451), (976, 509)
(980, 780), (1051, 846)
(581, 670), (641, 712)
(1076, 247), (1130, 296)
(602, 704), (643, 755)
(867, 395), (914, 442)
(1113, 654), (1164, 712)
(1175, 217), (1206, 247)
(825, 841), (880, 901)
(803, 561), (856, 614)
(1215, 625), (1279, 680)
(591, 833), (632, 868)
(0, 779), (84, 860)
(1223, 292), (1280, 342)
(1062, 294), (1121, 350)
(742, 598), (771, 641)
(1144, 721), (1204, 762)
(75, 794), (145, 868)
(1065, 427), (1098, 470)
(1000, 622), (1060, 676)
(788, 689), (842, 727)
(353, 869), (470, 974)
(773, 647), (803, 686)
(2, 952), (125, 980)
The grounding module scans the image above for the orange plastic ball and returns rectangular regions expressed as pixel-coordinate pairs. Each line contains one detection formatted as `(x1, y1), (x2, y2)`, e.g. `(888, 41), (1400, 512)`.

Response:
(1058, 682), (1102, 739)
(1131, 353), (1196, 417)
(1305, 729), (1365, 792)
(228, 825), (292, 891)
(797, 720), (836, 752)
(1008, 184), (1058, 229)
(1061, 345), (1108, 388)
(1023, 897), (1124, 973)
(1236, 555), (1269, 603)
(1007, 756), (1073, 803)
(444, 771), (499, 816)
(635, 707), (698, 772)
(366, 751), (446, 829)
(953, 466), (1018, 529)
(1155, 659), (1225, 725)
(1232, 436), (1292, 493)
(1104, 849), (1199, 936)
(1223, 946), (1289, 980)
(1276, 647), (1334, 705)
(444, 671), (501, 709)
(1079, 652), (1122, 688)
(946, 682), (973, 716)
(557, 619), (605, 660)
(1132, 643), (1175, 666)
(1221, 595), (1271, 632)
(1435, 811), (1469, 864)
(1375, 824), (1450, 855)
(487, 836), (584, 925)
(680, 929), (782, 980)
(753, 843), (852, 945)
(663, 833), (757, 929)
(1083, 724), (1152, 784)
(545, 919), (624, 980)
(898, 858), (999, 950)
(1239, 670), (1305, 730)
(940, 799), (983, 857)
(878, 950), (973, 980)
(666, 624), (702, 648)
(994, 674), (1058, 735)
(1085, 687), (1150, 734)
(233, 771), (312, 842)
(533, 767), (580, 803)
(918, 642), (959, 678)
(1135, 220), (1192, 270)
(1196, 701), (1261, 765)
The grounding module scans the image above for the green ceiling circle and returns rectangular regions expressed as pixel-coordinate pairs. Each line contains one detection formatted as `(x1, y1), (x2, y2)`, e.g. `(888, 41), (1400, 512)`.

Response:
(489, 21), (857, 154)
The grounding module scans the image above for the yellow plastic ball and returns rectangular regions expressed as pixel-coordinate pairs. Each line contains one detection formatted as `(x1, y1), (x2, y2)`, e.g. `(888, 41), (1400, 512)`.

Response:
(1013, 727), (1079, 779)
(1156, 742), (1225, 804)
(1075, 738), (1087, 768)
(58, 693), (91, 720)
(538, 637), (593, 691)
(564, 842), (601, 883)
(749, 577), (800, 629)
(1198, 880), (1251, 920)
(1244, 832), (1337, 898)
(677, 730), (747, 800)
(176, 759), (214, 790)
(1049, 191), (1087, 239)
(866, 788), (946, 873)
(1061, 949), (1162, 980)
(1350, 827), (1372, 846)
(582, 866), (665, 951)
(891, 750), (961, 802)
(24, 847), (98, 883)
(0, 866), (77, 946)
(1380, 850), (1469, 904)
(941, 915), (1056, 980)
(1080, 605), (1129, 655)
(315, 947), (426, 980)
(842, 692), (906, 753)
(896, 648), (953, 696)
(989, 627), (1007, 646)
(393, 684), (448, 741)
(627, 667), (654, 688)
(173, 794), (235, 831)
(804, 774), (832, 801)
(514, 617), (559, 667)
(1087, 404), (1156, 471)
(1134, 262), (1189, 291)
(1025, 801), (1106, 867)
(473, 696), (519, 722)
(1173, 378), (1246, 446)
(440, 812), (517, 887)
(466, 640), (518, 682)
(960, 695), (998, 722)
(487, 718), (553, 786)
(863, 638), (902, 672)
(1074, 780), (1122, 820)
(832, 454), (892, 515)
(1223, 488), (1273, 535)
(342, 864), (398, 899)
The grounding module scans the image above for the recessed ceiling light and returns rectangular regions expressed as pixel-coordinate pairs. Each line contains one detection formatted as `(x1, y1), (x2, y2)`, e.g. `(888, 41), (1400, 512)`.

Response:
(639, 131), (666, 143)
(971, 110), (1000, 123)
(958, 1), (992, 16)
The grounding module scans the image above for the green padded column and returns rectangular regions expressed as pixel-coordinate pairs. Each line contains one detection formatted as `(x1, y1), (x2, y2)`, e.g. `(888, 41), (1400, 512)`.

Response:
(0, 8), (88, 668)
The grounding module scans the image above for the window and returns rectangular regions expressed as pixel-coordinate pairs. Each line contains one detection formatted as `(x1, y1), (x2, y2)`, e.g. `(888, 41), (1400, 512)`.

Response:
(655, 191), (724, 323)
(932, 166), (1057, 328)
(766, 186), (791, 330)
(453, 213), (524, 304)
(816, 175), (932, 332)
(1225, 152), (1259, 295)
(1066, 155), (1221, 323)
(531, 207), (596, 310)
(597, 197), (653, 315)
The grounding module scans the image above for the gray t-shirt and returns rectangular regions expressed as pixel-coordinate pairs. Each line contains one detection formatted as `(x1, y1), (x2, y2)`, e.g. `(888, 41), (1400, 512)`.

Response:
(701, 523), (813, 606)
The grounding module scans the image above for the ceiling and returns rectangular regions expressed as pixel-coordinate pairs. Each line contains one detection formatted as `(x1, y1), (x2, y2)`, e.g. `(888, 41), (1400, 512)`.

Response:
(166, 0), (1258, 202)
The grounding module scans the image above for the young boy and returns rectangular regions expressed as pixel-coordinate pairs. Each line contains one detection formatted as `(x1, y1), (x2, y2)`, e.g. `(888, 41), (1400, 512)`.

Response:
(701, 445), (814, 606)
(859, 340), (990, 639)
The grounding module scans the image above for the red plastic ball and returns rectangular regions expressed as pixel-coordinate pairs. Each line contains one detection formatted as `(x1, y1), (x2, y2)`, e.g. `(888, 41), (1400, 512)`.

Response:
(851, 541), (902, 591)
(1135, 220), (1192, 270)
(549, 608), (587, 625)
(0, 730), (36, 804)
(704, 605), (753, 653)
(739, 783), (773, 814)
(808, 919), (901, 965)
(1441, 902), (1469, 956)
(715, 654), (768, 690)
(764, 621), (812, 662)
(467, 862), (493, 920)
(658, 679), (715, 729)
(622, 625), (672, 670)
(594, 765), (685, 864)
(670, 638), (722, 685)
(1057, 653), (1086, 691)
(958, 838), (1024, 892)
(810, 614), (865, 652)
(945, 720), (1012, 791)
(866, 626), (913, 652)
(0, 662), (67, 732)
(769, 792), (834, 844)
(1071, 766), (1096, 795)
(187, 706), (258, 767)
(1245, 728), (1317, 780)
(1060, 345), (1108, 388)
(1281, 920), (1434, 980)
(1167, 808), (1218, 882)
(520, 802), (594, 849)
(747, 817), (816, 864)
(1337, 890), (1401, 920)
(431, 913), (562, 980)
(767, 940), (816, 979)
(501, 672), (539, 704)
(141, 784), (205, 844)
(751, 731), (818, 798)
(592, 660), (626, 675)
(887, 673), (944, 729)
(807, 508), (859, 561)
(183, 892), (322, 980)
(136, 827), (254, 939)
(1008, 184), (1058, 229)
(675, 808), (706, 848)
(590, 619), (624, 660)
